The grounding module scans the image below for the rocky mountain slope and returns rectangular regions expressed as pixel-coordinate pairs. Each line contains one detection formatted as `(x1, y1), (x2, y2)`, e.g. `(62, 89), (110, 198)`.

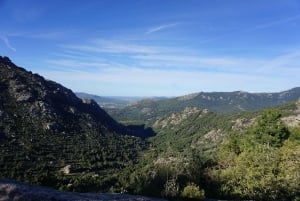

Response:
(150, 99), (300, 154)
(0, 56), (144, 190)
(108, 87), (300, 124)
(0, 56), (124, 134)
(127, 100), (300, 200)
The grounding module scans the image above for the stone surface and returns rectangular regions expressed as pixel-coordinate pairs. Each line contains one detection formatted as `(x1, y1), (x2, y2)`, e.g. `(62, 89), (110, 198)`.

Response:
(0, 180), (167, 201)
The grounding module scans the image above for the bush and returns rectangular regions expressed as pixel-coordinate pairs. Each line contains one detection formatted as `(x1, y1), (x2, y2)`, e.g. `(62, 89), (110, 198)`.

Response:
(162, 178), (179, 198)
(181, 183), (205, 200)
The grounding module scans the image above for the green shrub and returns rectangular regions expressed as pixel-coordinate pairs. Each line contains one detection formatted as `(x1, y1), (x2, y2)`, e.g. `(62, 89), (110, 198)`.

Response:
(181, 183), (205, 200)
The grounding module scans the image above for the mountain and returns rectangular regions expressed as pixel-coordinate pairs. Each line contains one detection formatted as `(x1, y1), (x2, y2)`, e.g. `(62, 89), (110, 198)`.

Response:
(1, 56), (299, 200)
(151, 99), (300, 154)
(108, 88), (300, 124)
(0, 56), (144, 191)
(125, 99), (300, 200)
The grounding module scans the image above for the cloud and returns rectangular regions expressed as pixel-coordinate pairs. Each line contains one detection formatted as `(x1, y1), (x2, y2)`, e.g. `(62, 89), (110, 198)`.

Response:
(257, 50), (300, 76)
(0, 33), (16, 52)
(26, 32), (67, 40)
(45, 36), (300, 96)
(60, 39), (249, 71)
(248, 14), (300, 31)
(132, 54), (265, 73)
(62, 40), (161, 54)
(59, 40), (262, 74)
(46, 59), (109, 70)
(56, 38), (298, 77)
(36, 65), (298, 96)
(146, 23), (179, 34)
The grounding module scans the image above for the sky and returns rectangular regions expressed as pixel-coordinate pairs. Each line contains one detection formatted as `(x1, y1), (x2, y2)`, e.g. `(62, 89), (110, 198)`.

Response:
(1, 0), (300, 97)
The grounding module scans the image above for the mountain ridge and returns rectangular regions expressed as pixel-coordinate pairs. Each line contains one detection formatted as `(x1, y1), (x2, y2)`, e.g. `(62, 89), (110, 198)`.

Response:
(0, 56), (122, 133)
(107, 87), (300, 123)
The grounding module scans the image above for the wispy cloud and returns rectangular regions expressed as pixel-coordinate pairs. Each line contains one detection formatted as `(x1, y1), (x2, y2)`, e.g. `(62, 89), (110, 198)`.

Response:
(0, 33), (16, 52)
(257, 50), (300, 77)
(37, 65), (297, 96)
(27, 32), (67, 40)
(44, 36), (300, 96)
(59, 39), (258, 73)
(62, 39), (161, 54)
(248, 14), (300, 32)
(132, 54), (265, 73)
(46, 59), (109, 70)
(146, 22), (179, 34)
(56, 38), (296, 76)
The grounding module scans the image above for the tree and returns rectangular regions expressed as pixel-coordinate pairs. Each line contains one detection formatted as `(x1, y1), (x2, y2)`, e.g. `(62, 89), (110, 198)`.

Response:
(251, 109), (289, 148)
(278, 140), (300, 200)
(212, 109), (293, 200)
(229, 146), (281, 200)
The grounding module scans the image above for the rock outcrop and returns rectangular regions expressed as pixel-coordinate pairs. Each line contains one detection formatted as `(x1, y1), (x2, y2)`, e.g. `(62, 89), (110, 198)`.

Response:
(0, 180), (166, 201)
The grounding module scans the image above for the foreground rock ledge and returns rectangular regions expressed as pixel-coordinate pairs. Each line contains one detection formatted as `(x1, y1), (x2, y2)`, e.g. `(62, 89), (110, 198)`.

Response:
(0, 180), (166, 201)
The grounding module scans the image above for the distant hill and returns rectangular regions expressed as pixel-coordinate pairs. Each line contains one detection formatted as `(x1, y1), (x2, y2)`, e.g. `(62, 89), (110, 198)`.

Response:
(75, 92), (168, 109)
(0, 56), (145, 190)
(75, 92), (145, 109)
(108, 88), (300, 124)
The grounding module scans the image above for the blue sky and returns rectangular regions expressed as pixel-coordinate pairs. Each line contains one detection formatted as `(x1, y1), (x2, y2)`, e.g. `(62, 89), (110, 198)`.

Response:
(1, 0), (300, 96)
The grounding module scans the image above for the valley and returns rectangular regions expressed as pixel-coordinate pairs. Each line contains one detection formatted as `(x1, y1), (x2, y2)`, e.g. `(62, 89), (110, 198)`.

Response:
(1, 56), (300, 201)
(75, 92), (147, 109)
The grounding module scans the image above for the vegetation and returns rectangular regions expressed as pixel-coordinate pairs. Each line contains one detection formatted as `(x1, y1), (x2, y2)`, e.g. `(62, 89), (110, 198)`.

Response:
(181, 183), (205, 201)
(0, 56), (144, 192)
(107, 88), (300, 124)
(207, 109), (300, 200)
(110, 107), (300, 201)
(1, 56), (300, 200)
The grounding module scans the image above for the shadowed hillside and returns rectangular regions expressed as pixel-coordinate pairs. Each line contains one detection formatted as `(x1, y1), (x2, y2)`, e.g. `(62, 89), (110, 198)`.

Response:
(0, 56), (146, 191)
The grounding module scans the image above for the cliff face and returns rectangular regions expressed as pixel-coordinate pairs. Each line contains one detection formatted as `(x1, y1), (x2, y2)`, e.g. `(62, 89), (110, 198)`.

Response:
(0, 180), (166, 201)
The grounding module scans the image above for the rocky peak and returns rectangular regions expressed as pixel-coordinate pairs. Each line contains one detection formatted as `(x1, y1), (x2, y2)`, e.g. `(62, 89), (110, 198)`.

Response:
(0, 56), (136, 138)
(0, 56), (15, 67)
